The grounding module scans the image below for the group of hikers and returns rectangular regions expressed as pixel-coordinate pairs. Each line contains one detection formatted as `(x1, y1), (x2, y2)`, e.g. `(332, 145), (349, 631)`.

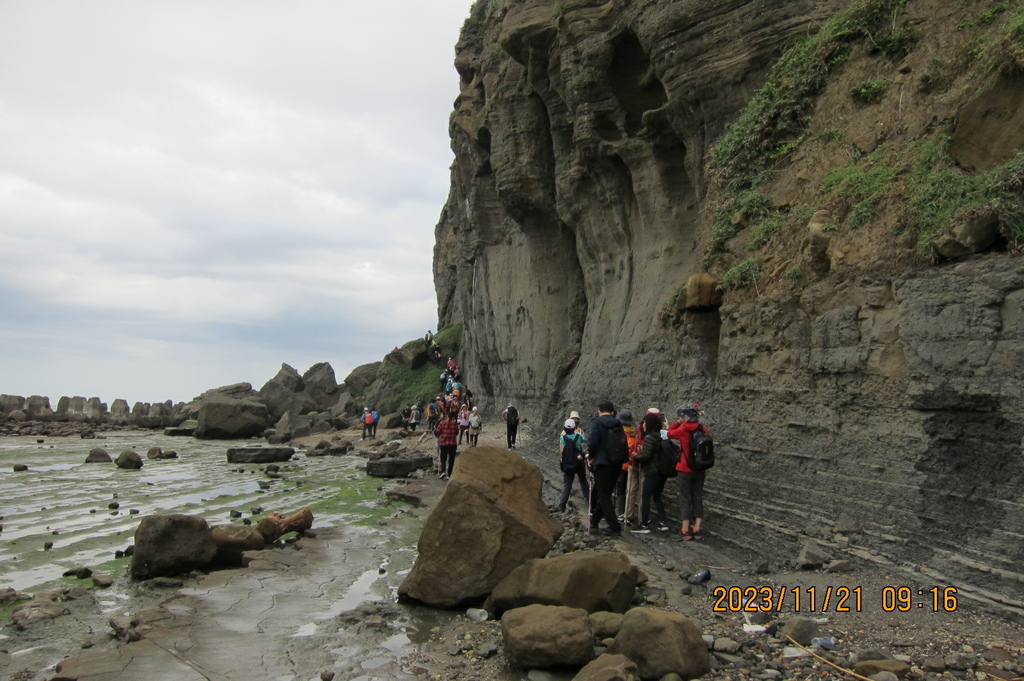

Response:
(361, 338), (711, 541)
(556, 401), (713, 541)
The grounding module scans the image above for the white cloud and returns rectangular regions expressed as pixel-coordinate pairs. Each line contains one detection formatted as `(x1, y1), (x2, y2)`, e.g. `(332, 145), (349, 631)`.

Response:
(0, 0), (470, 403)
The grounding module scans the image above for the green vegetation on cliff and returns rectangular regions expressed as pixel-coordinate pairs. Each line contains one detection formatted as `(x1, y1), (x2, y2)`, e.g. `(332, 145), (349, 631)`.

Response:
(704, 0), (1024, 283)
(360, 324), (464, 414)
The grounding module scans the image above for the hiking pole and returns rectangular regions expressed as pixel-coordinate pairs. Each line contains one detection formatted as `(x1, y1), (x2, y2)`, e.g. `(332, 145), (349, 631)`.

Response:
(586, 461), (594, 536)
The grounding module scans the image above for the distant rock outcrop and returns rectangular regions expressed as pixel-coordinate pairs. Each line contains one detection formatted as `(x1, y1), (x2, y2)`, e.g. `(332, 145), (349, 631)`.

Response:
(195, 386), (270, 440)
(259, 364), (318, 422)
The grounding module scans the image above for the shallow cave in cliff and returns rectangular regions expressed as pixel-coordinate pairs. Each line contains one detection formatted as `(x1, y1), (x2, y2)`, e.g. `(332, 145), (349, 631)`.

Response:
(608, 31), (668, 136)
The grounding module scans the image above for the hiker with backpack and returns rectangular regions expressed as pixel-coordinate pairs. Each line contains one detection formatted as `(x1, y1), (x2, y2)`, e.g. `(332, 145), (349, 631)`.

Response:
(615, 409), (638, 525)
(668, 402), (713, 541)
(630, 412), (675, 533)
(502, 404), (520, 449)
(361, 408), (374, 440)
(556, 418), (590, 512)
(370, 409), (379, 438)
(586, 401), (628, 536)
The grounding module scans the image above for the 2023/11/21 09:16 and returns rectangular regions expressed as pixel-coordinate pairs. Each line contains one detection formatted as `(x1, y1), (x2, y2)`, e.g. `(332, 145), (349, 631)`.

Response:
(881, 586), (959, 612)
(711, 585), (959, 613)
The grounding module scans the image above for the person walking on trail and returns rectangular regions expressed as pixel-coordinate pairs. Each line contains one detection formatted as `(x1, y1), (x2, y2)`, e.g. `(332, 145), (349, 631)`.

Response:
(557, 418), (590, 512)
(668, 403), (710, 541)
(409, 405), (421, 432)
(631, 412), (671, 533)
(361, 408), (373, 440)
(468, 406), (482, 446)
(502, 404), (521, 449)
(370, 409), (379, 438)
(426, 399), (440, 434)
(435, 410), (460, 480)
(457, 404), (471, 444)
(586, 401), (623, 536)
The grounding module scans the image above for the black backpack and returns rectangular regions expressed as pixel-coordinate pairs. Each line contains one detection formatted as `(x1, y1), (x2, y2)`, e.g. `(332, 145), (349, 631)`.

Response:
(689, 429), (715, 471)
(560, 433), (582, 472)
(506, 406), (519, 422)
(656, 438), (680, 478)
(604, 421), (630, 466)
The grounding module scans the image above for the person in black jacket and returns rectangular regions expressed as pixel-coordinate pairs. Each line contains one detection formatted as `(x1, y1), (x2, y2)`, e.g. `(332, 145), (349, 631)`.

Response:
(586, 401), (623, 536)
(631, 412), (670, 533)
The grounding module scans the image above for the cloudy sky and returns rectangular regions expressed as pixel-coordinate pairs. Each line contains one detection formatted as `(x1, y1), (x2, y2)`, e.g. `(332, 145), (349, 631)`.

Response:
(0, 0), (473, 405)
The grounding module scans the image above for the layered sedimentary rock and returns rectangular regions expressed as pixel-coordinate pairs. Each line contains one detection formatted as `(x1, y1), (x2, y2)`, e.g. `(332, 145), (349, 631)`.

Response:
(433, 0), (1024, 616)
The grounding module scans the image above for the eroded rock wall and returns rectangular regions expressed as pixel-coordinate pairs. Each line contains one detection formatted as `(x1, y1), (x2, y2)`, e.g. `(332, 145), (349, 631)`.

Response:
(434, 0), (1024, 617)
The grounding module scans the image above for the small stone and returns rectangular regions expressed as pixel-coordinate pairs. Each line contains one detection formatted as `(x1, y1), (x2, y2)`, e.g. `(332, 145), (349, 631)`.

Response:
(229, 510), (242, 518)
(714, 637), (741, 653)
(781, 617), (818, 646)
(320, 672), (335, 681)
(44, 541), (54, 550)
(868, 673), (899, 681)
(854, 660), (911, 678)
(92, 575), (114, 588)
(13, 464), (29, 472)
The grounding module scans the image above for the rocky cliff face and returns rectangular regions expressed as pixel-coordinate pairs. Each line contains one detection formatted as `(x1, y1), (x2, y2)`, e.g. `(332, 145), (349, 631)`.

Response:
(434, 0), (1024, 617)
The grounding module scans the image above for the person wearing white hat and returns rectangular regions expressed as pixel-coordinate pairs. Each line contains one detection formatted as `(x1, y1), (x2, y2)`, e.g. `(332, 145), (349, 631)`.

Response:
(557, 418), (589, 512)
(468, 406), (482, 447)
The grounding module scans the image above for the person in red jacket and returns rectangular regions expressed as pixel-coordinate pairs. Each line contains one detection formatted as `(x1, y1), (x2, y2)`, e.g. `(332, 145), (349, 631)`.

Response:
(435, 411), (460, 480)
(668, 403), (709, 541)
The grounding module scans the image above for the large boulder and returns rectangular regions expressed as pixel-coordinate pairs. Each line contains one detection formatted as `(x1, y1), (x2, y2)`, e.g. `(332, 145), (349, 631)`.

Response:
(366, 456), (434, 478)
(489, 550), (638, 615)
(130, 515), (217, 579)
(210, 524), (266, 565)
(259, 363), (318, 422)
(302, 362), (340, 411)
(574, 654), (641, 681)
(114, 450), (144, 470)
(275, 412), (312, 440)
(501, 604), (594, 668)
(331, 391), (359, 418)
(383, 339), (430, 370)
(85, 447), (112, 463)
(398, 446), (563, 607)
(343, 362), (380, 393)
(195, 394), (270, 439)
(226, 447), (294, 464)
(606, 607), (710, 680)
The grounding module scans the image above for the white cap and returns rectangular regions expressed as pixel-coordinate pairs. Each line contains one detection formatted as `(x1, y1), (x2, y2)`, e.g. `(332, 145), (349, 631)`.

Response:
(564, 419), (576, 430)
